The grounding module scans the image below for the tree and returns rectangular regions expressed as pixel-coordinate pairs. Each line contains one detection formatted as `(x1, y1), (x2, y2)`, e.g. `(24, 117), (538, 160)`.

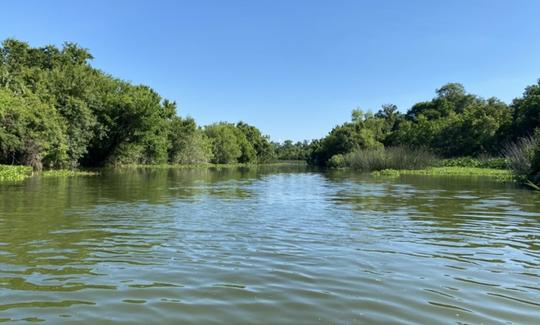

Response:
(169, 117), (212, 164)
(511, 80), (540, 139)
(308, 110), (384, 166)
(395, 83), (511, 157)
(205, 123), (243, 164)
(0, 89), (67, 169)
(236, 122), (275, 162)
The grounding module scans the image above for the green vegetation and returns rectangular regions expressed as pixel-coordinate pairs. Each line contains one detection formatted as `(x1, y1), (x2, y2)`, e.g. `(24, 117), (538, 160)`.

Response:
(308, 82), (540, 188)
(439, 157), (508, 169)
(328, 146), (436, 171)
(373, 167), (512, 179)
(273, 140), (311, 161)
(0, 164), (95, 181)
(504, 131), (540, 189)
(204, 122), (275, 164)
(0, 39), (275, 172)
(2, 38), (540, 189)
(0, 165), (32, 181)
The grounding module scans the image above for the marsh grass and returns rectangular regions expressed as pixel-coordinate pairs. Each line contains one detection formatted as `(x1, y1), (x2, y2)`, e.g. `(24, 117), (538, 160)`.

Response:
(503, 132), (540, 190)
(503, 136), (536, 178)
(338, 146), (437, 171)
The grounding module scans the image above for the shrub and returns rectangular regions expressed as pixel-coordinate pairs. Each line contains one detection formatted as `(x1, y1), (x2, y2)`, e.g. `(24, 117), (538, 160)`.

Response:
(327, 154), (346, 168)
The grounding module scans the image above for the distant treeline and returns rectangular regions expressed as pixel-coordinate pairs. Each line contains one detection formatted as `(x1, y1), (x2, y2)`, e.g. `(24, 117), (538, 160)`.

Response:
(307, 82), (540, 167)
(0, 39), (277, 169)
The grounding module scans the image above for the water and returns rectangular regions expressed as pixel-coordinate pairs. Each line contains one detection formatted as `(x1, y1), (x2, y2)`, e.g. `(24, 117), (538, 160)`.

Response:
(1, 166), (539, 324)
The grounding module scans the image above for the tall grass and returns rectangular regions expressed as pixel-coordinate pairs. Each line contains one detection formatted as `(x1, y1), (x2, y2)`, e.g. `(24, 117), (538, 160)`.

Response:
(332, 146), (437, 171)
(503, 136), (536, 177)
(503, 132), (540, 189)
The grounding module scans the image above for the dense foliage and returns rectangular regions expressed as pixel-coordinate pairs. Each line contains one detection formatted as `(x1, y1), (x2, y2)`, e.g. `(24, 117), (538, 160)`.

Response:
(308, 82), (540, 169)
(0, 39), (274, 169)
(273, 140), (311, 161)
(2, 38), (540, 188)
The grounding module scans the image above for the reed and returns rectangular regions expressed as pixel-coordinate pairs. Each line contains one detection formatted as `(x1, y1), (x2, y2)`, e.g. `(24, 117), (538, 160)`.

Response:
(332, 146), (437, 171)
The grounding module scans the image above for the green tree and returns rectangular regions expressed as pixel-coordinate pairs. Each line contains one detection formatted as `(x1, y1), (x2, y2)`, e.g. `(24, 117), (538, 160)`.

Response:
(236, 122), (275, 162)
(169, 116), (212, 164)
(205, 123), (243, 164)
(0, 89), (67, 169)
(511, 80), (540, 139)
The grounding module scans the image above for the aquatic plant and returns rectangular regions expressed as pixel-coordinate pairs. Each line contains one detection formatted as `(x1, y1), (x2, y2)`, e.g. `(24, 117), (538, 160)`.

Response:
(439, 157), (508, 169)
(334, 146), (437, 171)
(0, 165), (33, 182)
(373, 167), (513, 180)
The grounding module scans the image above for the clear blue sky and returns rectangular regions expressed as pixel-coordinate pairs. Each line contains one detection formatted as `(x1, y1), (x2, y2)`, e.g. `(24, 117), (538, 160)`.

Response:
(2, 0), (540, 141)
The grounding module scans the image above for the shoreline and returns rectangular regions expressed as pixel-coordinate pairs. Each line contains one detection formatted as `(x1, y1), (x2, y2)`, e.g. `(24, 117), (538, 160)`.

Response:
(0, 162), (307, 182)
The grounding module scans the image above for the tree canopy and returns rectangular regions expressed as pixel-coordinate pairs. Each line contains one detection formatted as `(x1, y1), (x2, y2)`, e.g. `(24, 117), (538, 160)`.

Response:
(2, 39), (539, 170)
(0, 39), (274, 169)
(308, 82), (538, 166)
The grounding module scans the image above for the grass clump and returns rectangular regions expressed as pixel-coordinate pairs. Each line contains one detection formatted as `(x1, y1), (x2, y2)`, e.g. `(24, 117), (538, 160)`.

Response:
(504, 131), (540, 189)
(330, 146), (437, 171)
(0, 165), (33, 182)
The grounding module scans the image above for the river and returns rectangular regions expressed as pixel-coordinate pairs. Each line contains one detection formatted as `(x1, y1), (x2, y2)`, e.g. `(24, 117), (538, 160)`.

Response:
(0, 166), (539, 324)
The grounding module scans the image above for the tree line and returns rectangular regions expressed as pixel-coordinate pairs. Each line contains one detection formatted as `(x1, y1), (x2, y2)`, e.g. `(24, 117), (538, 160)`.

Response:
(2, 39), (539, 178)
(0, 39), (276, 169)
(307, 82), (540, 167)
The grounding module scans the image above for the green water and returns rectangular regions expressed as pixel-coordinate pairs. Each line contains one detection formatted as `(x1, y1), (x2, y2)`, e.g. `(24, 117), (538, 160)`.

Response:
(1, 166), (539, 324)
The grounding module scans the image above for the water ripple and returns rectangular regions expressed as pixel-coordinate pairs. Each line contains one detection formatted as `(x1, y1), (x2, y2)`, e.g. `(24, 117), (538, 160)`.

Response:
(0, 168), (539, 324)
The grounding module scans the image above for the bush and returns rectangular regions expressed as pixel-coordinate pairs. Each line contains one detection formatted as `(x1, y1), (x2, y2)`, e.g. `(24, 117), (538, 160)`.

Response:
(343, 146), (437, 171)
(327, 154), (346, 168)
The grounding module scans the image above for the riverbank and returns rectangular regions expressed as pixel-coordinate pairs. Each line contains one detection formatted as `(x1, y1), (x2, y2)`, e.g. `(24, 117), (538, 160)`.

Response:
(0, 162), (307, 183)
(113, 161), (306, 170)
(0, 162), (519, 185)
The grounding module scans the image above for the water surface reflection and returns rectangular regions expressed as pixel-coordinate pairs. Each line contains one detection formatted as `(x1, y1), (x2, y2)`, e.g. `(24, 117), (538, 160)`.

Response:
(0, 166), (539, 324)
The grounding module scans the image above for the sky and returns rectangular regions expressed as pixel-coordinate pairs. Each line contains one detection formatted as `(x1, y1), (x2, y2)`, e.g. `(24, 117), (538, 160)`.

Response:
(1, 0), (540, 141)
